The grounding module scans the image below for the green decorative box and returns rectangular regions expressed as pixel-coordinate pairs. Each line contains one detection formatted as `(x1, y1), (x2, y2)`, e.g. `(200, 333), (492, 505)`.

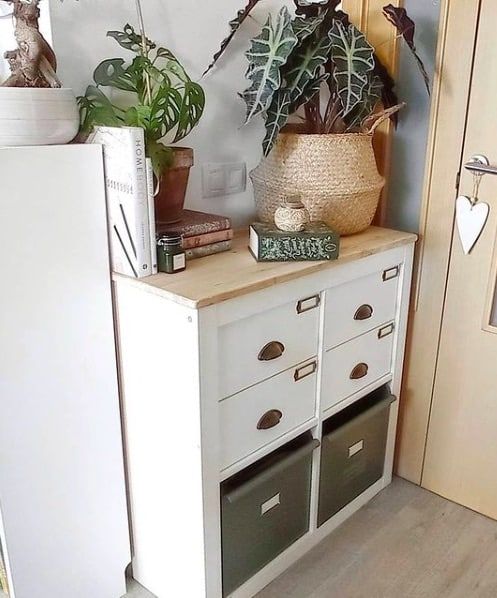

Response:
(249, 222), (340, 262)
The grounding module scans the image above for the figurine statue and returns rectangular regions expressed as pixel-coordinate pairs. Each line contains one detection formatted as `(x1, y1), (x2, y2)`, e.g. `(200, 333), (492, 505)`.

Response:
(1, 0), (61, 88)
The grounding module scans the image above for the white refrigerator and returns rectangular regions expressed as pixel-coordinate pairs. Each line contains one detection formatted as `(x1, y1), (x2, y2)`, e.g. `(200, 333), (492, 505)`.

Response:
(0, 145), (130, 598)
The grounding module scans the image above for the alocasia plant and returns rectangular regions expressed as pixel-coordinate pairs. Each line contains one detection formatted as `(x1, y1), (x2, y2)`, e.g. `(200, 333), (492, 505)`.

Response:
(205, 0), (430, 156)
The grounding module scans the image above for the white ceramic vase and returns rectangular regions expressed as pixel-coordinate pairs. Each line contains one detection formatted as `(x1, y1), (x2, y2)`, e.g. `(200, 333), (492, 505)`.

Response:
(0, 87), (80, 146)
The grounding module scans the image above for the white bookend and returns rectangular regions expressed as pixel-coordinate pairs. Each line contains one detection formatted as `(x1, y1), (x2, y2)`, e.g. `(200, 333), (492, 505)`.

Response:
(90, 126), (152, 278)
(146, 158), (158, 274)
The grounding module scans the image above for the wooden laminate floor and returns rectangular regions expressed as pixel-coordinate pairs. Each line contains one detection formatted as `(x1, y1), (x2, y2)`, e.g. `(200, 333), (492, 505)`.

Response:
(125, 477), (497, 598)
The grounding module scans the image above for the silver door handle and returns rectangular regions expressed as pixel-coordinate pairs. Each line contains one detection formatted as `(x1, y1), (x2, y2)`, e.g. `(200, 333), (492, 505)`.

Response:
(464, 155), (497, 176)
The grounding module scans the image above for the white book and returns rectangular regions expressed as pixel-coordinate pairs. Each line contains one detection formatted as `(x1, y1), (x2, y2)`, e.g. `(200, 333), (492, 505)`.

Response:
(89, 126), (152, 278)
(146, 158), (158, 274)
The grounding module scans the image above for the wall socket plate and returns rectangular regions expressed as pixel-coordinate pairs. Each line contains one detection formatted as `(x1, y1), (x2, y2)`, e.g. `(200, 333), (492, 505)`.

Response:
(202, 162), (247, 198)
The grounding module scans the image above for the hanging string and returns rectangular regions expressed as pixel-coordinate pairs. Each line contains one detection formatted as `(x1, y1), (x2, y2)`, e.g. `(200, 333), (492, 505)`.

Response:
(471, 172), (484, 207)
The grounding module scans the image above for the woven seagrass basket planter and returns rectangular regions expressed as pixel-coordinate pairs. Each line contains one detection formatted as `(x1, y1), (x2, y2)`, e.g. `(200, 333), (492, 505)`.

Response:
(250, 132), (385, 236)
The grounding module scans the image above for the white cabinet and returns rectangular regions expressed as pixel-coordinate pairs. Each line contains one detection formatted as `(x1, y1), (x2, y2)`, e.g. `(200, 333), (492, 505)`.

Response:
(0, 146), (130, 598)
(114, 227), (416, 598)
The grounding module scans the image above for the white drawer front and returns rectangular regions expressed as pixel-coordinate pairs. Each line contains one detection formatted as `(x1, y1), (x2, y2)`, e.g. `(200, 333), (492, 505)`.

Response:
(321, 324), (395, 413)
(219, 360), (317, 470)
(324, 268), (399, 350)
(218, 296), (320, 398)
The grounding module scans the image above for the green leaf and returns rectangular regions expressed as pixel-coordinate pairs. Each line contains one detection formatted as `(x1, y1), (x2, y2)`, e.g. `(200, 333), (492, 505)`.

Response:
(125, 56), (152, 100)
(293, 0), (336, 17)
(173, 81), (205, 143)
(107, 23), (156, 54)
(291, 13), (326, 42)
(164, 59), (191, 84)
(263, 90), (291, 157)
(154, 48), (191, 83)
(242, 7), (298, 124)
(291, 72), (329, 112)
(155, 47), (178, 61)
(77, 85), (123, 133)
(284, 34), (332, 106)
(93, 58), (137, 93)
(329, 21), (375, 116)
(124, 105), (153, 128)
(146, 138), (174, 179)
(150, 83), (183, 137)
(345, 73), (383, 130)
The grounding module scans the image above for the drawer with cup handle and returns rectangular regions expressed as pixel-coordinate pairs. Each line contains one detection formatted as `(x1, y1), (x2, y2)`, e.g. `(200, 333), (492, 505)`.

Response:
(219, 359), (318, 471)
(324, 267), (400, 350)
(321, 323), (395, 413)
(218, 294), (320, 398)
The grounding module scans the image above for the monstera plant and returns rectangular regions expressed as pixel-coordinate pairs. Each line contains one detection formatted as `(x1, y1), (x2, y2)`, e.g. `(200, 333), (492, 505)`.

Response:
(206, 0), (429, 235)
(79, 14), (205, 224)
(79, 24), (205, 178)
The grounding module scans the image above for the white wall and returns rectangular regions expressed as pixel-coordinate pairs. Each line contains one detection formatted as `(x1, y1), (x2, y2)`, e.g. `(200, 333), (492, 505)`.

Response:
(9, 0), (439, 230)
(386, 0), (441, 233)
(49, 0), (293, 227)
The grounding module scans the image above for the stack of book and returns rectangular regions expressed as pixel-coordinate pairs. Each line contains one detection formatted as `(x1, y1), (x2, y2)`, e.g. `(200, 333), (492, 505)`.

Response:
(89, 126), (158, 278)
(158, 210), (233, 260)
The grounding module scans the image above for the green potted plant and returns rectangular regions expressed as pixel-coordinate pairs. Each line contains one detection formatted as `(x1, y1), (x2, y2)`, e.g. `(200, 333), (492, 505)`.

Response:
(0, 0), (80, 146)
(206, 1), (429, 235)
(79, 6), (205, 224)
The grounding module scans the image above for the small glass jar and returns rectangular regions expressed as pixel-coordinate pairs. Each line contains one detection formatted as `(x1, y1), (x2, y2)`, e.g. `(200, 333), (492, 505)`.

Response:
(274, 195), (310, 232)
(157, 232), (186, 274)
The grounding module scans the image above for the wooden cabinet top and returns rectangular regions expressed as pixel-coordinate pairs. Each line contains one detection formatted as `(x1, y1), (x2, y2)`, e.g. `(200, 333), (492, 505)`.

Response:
(113, 226), (417, 309)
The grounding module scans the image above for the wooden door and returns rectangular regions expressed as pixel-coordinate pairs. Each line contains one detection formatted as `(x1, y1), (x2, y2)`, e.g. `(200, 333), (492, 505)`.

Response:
(421, 0), (497, 519)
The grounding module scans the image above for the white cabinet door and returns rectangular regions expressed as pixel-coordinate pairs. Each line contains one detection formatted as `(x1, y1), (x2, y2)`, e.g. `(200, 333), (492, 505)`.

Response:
(0, 146), (130, 598)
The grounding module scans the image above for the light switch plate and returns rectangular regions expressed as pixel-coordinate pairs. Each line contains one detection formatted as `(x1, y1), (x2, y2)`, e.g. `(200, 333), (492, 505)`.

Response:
(202, 162), (247, 198)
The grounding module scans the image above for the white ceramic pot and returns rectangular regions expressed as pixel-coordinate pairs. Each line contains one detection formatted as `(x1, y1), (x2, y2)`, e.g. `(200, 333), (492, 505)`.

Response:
(0, 87), (80, 146)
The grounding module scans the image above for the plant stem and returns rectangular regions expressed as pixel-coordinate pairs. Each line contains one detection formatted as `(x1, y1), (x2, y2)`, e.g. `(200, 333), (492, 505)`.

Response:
(135, 0), (153, 105)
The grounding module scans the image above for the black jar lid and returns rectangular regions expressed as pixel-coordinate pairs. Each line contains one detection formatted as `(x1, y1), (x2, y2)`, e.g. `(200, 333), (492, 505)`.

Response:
(157, 232), (183, 246)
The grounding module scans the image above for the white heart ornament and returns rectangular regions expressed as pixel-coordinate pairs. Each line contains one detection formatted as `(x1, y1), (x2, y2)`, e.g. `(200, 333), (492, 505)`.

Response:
(456, 195), (490, 255)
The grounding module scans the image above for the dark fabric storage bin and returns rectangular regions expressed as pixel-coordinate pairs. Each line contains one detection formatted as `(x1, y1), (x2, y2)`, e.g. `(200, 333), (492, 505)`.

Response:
(318, 386), (396, 527)
(221, 433), (318, 596)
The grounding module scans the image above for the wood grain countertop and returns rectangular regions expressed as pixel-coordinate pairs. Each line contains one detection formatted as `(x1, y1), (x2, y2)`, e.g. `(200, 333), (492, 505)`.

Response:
(113, 226), (417, 309)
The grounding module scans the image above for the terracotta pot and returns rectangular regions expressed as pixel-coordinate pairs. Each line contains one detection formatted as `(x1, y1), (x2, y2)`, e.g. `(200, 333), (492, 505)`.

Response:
(155, 147), (194, 225)
(250, 133), (384, 236)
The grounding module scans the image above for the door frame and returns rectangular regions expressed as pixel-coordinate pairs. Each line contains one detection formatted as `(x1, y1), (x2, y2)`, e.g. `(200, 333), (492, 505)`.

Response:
(342, 0), (401, 224)
(395, 0), (483, 484)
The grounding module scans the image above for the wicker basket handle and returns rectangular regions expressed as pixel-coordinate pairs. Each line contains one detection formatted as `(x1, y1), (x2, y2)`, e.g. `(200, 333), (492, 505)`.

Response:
(364, 103), (407, 135)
